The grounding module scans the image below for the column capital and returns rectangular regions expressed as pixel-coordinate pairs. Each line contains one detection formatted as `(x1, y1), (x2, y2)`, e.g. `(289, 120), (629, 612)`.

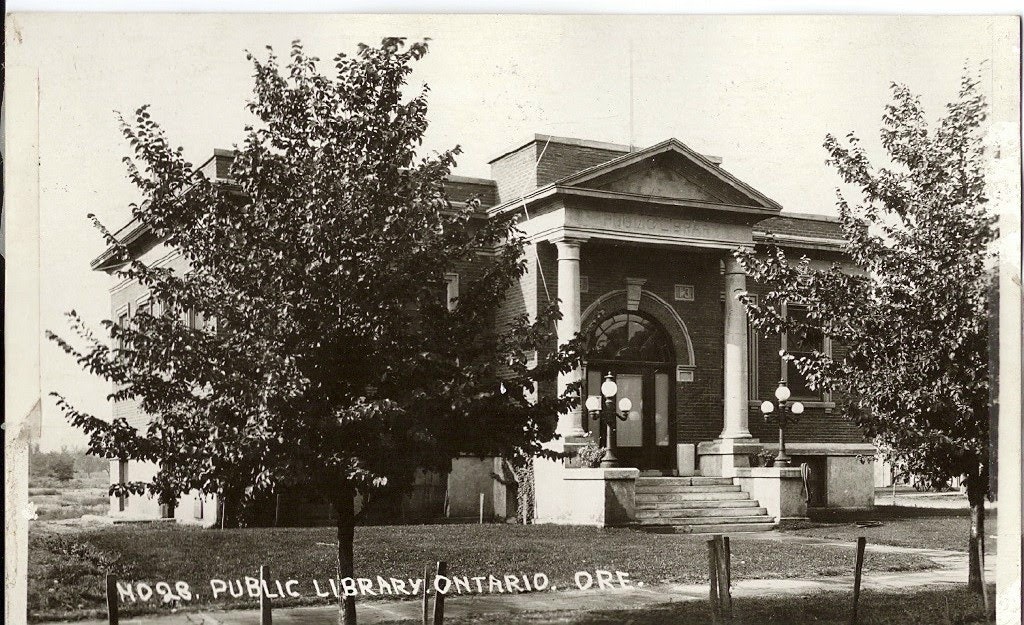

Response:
(552, 236), (588, 259)
(723, 252), (748, 275)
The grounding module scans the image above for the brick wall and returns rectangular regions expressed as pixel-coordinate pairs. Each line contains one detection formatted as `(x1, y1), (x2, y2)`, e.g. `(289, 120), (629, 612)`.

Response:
(535, 142), (626, 188)
(490, 144), (541, 203)
(744, 282), (866, 445)
(521, 239), (869, 448)
(576, 242), (726, 446)
(489, 138), (626, 204)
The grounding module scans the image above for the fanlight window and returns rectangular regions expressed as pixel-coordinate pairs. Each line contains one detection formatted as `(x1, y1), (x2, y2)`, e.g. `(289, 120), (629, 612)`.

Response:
(588, 312), (673, 363)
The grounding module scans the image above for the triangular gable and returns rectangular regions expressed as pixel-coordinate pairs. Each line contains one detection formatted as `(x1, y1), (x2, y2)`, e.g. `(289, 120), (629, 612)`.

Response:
(555, 138), (782, 211)
(588, 159), (728, 203)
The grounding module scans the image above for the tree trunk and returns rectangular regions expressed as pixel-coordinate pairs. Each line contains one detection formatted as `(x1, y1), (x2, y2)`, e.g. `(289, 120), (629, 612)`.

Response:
(966, 473), (986, 594)
(334, 486), (357, 625)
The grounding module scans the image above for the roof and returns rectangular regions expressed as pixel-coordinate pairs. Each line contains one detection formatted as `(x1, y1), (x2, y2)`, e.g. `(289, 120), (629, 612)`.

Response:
(486, 137), (782, 220)
(753, 213), (848, 251)
(92, 137), (847, 271)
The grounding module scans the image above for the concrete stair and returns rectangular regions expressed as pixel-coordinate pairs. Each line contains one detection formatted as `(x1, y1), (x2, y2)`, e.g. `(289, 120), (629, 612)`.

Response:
(634, 476), (776, 534)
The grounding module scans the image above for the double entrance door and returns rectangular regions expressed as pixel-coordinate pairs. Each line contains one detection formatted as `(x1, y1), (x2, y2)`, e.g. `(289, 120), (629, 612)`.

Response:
(585, 363), (675, 472)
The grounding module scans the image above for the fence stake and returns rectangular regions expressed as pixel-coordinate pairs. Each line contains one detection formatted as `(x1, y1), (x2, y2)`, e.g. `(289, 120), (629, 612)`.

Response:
(105, 574), (119, 625)
(706, 537), (720, 624)
(718, 535), (732, 621)
(259, 565), (272, 625)
(851, 537), (866, 625)
(432, 561), (448, 625)
(421, 564), (430, 625)
(479, 493), (484, 524)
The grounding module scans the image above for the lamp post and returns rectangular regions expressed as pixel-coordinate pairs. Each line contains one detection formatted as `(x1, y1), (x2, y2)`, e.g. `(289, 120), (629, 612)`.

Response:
(584, 372), (633, 468)
(759, 380), (805, 467)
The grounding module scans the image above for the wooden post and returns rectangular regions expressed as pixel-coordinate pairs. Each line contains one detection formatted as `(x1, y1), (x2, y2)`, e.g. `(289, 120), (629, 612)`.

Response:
(432, 561), (448, 625)
(259, 565), (272, 625)
(718, 535), (732, 621)
(851, 537), (866, 625)
(274, 494), (281, 527)
(105, 574), (119, 625)
(479, 493), (484, 524)
(421, 564), (430, 625)
(979, 539), (991, 619)
(706, 537), (720, 624)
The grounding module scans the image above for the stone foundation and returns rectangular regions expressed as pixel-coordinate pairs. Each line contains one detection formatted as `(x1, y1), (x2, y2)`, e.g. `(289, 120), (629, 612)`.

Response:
(561, 467), (640, 526)
(733, 466), (808, 522)
(697, 438), (762, 477)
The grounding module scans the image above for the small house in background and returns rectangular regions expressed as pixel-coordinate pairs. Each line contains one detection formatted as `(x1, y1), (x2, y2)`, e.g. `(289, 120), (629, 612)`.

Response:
(92, 134), (876, 530)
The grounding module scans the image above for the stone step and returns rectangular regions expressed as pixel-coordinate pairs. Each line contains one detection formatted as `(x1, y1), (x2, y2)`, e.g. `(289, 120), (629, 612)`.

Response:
(637, 507), (769, 519)
(635, 484), (742, 494)
(641, 521), (777, 534)
(637, 514), (771, 526)
(637, 499), (759, 509)
(635, 476), (734, 486)
(636, 491), (752, 502)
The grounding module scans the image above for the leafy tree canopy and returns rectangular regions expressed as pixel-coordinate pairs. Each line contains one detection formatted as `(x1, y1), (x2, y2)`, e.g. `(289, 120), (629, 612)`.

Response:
(737, 73), (994, 494)
(49, 38), (580, 513)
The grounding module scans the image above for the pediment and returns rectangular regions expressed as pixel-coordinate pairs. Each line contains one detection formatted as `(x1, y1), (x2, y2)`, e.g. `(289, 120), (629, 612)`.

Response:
(557, 139), (781, 211)
(586, 159), (727, 203)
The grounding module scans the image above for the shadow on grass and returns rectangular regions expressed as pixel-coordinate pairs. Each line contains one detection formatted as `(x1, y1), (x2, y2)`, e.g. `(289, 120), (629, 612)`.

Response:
(809, 505), (975, 522)
(408, 587), (994, 625)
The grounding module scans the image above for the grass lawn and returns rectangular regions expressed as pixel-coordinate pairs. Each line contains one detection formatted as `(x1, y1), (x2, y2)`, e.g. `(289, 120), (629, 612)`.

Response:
(29, 472), (109, 521)
(387, 587), (995, 625)
(29, 523), (935, 622)
(785, 506), (997, 554)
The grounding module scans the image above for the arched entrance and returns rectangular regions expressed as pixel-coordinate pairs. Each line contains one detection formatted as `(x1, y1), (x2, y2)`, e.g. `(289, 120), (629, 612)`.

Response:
(585, 310), (676, 471)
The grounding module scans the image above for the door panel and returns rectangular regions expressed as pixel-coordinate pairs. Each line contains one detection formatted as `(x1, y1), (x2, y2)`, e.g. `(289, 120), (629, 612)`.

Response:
(615, 374), (644, 448)
(654, 372), (670, 447)
(585, 364), (675, 472)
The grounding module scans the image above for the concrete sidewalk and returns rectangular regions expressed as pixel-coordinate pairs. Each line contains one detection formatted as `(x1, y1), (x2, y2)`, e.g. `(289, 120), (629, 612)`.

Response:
(873, 487), (998, 510)
(49, 534), (993, 625)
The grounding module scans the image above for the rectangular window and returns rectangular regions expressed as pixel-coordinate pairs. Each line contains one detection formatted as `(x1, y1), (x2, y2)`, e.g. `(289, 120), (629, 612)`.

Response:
(444, 273), (460, 311)
(160, 501), (175, 519)
(181, 308), (197, 329)
(585, 368), (603, 434)
(194, 495), (204, 520)
(116, 312), (129, 349)
(783, 304), (825, 399)
(654, 372), (670, 446)
(117, 459), (128, 511)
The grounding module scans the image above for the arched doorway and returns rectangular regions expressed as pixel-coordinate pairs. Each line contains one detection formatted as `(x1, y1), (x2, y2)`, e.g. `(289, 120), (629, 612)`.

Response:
(585, 311), (675, 471)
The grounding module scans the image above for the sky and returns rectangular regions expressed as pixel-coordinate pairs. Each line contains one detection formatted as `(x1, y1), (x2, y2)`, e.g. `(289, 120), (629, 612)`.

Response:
(5, 13), (1019, 451)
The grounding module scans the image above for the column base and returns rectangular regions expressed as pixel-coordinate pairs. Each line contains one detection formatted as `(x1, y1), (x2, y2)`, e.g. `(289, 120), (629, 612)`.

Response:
(697, 438), (762, 477)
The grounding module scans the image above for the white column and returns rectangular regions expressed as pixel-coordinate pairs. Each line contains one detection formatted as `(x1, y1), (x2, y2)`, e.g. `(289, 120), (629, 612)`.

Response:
(554, 237), (586, 438)
(720, 254), (752, 439)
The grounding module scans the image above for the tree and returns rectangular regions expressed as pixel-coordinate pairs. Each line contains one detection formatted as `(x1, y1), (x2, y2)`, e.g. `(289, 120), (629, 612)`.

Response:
(49, 455), (76, 483)
(49, 38), (580, 624)
(736, 73), (994, 593)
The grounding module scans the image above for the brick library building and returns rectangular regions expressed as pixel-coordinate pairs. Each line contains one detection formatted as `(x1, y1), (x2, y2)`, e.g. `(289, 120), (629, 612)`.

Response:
(94, 134), (876, 532)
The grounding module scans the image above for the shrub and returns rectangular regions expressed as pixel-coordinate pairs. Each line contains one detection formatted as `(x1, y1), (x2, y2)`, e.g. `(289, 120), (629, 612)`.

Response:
(577, 445), (606, 468)
(50, 457), (76, 482)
